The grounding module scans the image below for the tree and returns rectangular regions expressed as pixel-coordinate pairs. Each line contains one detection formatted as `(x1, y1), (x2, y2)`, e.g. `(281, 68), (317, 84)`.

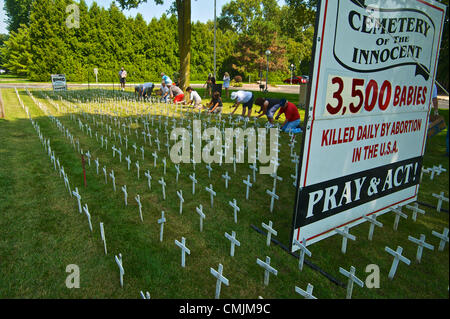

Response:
(4, 0), (34, 33)
(117, 0), (192, 90)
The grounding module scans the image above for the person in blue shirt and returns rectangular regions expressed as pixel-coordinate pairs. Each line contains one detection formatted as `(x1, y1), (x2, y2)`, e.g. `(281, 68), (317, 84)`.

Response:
(161, 73), (173, 87)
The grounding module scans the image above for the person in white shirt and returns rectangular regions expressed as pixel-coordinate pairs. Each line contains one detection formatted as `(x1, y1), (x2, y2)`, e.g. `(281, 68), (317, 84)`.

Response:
(185, 86), (203, 109)
(230, 90), (254, 117)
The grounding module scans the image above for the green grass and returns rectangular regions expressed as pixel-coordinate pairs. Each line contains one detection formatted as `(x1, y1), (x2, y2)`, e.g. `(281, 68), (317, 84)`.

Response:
(0, 87), (448, 299)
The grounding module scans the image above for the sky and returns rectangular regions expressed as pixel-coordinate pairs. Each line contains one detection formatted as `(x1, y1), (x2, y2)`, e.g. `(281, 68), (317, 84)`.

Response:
(0, 0), (286, 34)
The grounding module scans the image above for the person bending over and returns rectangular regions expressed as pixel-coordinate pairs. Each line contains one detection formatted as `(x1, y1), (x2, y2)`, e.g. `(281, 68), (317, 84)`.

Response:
(207, 91), (223, 114)
(230, 90), (254, 118)
(170, 84), (185, 104)
(254, 97), (282, 126)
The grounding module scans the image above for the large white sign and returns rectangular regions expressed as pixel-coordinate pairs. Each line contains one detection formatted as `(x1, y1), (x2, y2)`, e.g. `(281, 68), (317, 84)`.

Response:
(51, 74), (67, 91)
(291, 0), (446, 249)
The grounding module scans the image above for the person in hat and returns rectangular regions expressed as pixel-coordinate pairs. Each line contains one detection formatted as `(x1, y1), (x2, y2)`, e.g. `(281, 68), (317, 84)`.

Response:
(161, 73), (173, 87)
(230, 90), (254, 117)
(275, 99), (302, 133)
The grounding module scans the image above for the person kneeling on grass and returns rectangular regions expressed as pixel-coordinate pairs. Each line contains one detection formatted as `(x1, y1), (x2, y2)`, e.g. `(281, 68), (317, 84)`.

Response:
(185, 87), (203, 109)
(230, 90), (254, 117)
(170, 84), (185, 104)
(254, 97), (282, 127)
(275, 99), (302, 133)
(207, 91), (223, 114)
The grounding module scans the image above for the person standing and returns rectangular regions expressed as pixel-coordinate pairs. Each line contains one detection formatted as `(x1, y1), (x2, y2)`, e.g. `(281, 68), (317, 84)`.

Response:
(230, 90), (254, 118)
(223, 72), (231, 99)
(119, 67), (127, 91)
(205, 73), (215, 98)
(275, 99), (302, 133)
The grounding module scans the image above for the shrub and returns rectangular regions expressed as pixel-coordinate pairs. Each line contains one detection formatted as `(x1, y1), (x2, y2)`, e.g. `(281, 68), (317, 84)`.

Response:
(234, 75), (242, 83)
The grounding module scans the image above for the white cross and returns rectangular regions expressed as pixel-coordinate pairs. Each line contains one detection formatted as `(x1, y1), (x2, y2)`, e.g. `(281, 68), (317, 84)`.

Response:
(256, 256), (278, 286)
(135, 194), (143, 222)
(210, 264), (229, 299)
(205, 184), (217, 208)
(110, 170), (116, 192)
(135, 161), (140, 179)
(82, 204), (93, 232)
(385, 246), (411, 280)
(206, 164), (213, 178)
(249, 163), (258, 182)
(225, 231), (240, 257)
(228, 199), (240, 224)
(158, 211), (166, 242)
(293, 238), (312, 271)
(405, 203), (426, 222)
(266, 188), (279, 213)
(85, 151), (91, 166)
(222, 171), (231, 189)
(162, 157), (167, 175)
(243, 175), (253, 200)
(390, 206), (408, 231)
(103, 166), (107, 184)
(140, 146), (145, 161)
(408, 234), (434, 263)
(363, 214), (383, 241)
(175, 237), (191, 268)
(262, 221), (277, 247)
(64, 173), (71, 197)
(190, 173), (198, 194)
(339, 266), (364, 299)
(145, 170), (152, 190)
(132, 143), (137, 154)
(122, 185), (128, 206)
(270, 172), (283, 191)
(159, 177), (166, 200)
(95, 158), (99, 175)
(196, 204), (206, 232)
(174, 164), (181, 183)
(431, 227), (449, 251)
(152, 151), (158, 167)
(140, 291), (151, 299)
(72, 187), (82, 213)
(112, 145), (117, 158)
(100, 222), (107, 255)
(177, 190), (184, 214)
(124, 136), (128, 149)
(115, 254), (125, 288)
(432, 192), (448, 212)
(334, 227), (356, 254)
(295, 283), (317, 299)
(125, 156), (131, 170)
(155, 138), (161, 151)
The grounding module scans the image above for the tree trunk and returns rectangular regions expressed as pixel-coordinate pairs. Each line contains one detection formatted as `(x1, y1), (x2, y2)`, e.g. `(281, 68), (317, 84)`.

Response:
(176, 0), (191, 91)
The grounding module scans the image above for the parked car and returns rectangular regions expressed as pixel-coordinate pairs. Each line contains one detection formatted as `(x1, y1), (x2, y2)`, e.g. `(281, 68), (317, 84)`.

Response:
(283, 76), (308, 84)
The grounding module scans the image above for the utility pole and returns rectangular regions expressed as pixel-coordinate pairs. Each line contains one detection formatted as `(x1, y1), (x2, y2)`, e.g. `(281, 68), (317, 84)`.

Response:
(214, 0), (217, 79)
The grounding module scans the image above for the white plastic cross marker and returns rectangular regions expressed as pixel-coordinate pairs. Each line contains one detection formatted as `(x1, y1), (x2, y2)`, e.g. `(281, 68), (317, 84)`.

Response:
(100, 222), (107, 255)
(262, 221), (277, 247)
(95, 158), (99, 175)
(159, 177), (166, 200)
(334, 227), (356, 254)
(205, 184), (217, 208)
(109, 170), (116, 192)
(390, 206), (408, 231)
(82, 204), (93, 232)
(132, 143), (137, 154)
(431, 227), (449, 251)
(295, 283), (317, 299)
(135, 161), (140, 179)
(85, 151), (91, 166)
(190, 173), (198, 194)
(385, 246), (411, 280)
(408, 234), (434, 263)
(140, 291), (151, 299)
(222, 172), (231, 189)
(125, 156), (131, 170)
(339, 266), (364, 299)
(270, 172), (283, 191)
(363, 215), (383, 241)
(122, 185), (128, 206)
(225, 231), (240, 257)
(293, 238), (312, 271)
(72, 187), (82, 213)
(158, 211), (166, 242)
(145, 170), (152, 190)
(112, 145), (117, 158)
(243, 175), (253, 200)
(432, 192), (449, 212)
(175, 237), (190, 268)
(256, 256), (278, 286)
(140, 146), (145, 160)
(205, 164), (213, 179)
(210, 264), (229, 299)
(115, 254), (124, 287)
(266, 188), (279, 213)
(196, 204), (206, 232)
(249, 163), (258, 182)
(175, 164), (180, 183)
(405, 203), (426, 222)
(135, 194), (143, 222)
(152, 151), (158, 167)
(177, 190), (184, 214)
(228, 199), (240, 224)
(100, 165), (108, 184)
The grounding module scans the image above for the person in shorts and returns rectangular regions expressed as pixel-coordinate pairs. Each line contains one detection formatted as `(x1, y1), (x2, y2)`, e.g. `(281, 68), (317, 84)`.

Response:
(254, 97), (282, 126)
(119, 67), (127, 91)
(230, 90), (254, 117)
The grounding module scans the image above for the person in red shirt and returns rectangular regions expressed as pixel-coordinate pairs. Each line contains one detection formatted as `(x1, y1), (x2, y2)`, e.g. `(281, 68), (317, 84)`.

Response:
(275, 99), (302, 133)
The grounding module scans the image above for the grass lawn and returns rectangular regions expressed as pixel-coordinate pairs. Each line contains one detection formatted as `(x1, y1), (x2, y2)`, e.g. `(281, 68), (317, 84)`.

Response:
(0, 87), (448, 299)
